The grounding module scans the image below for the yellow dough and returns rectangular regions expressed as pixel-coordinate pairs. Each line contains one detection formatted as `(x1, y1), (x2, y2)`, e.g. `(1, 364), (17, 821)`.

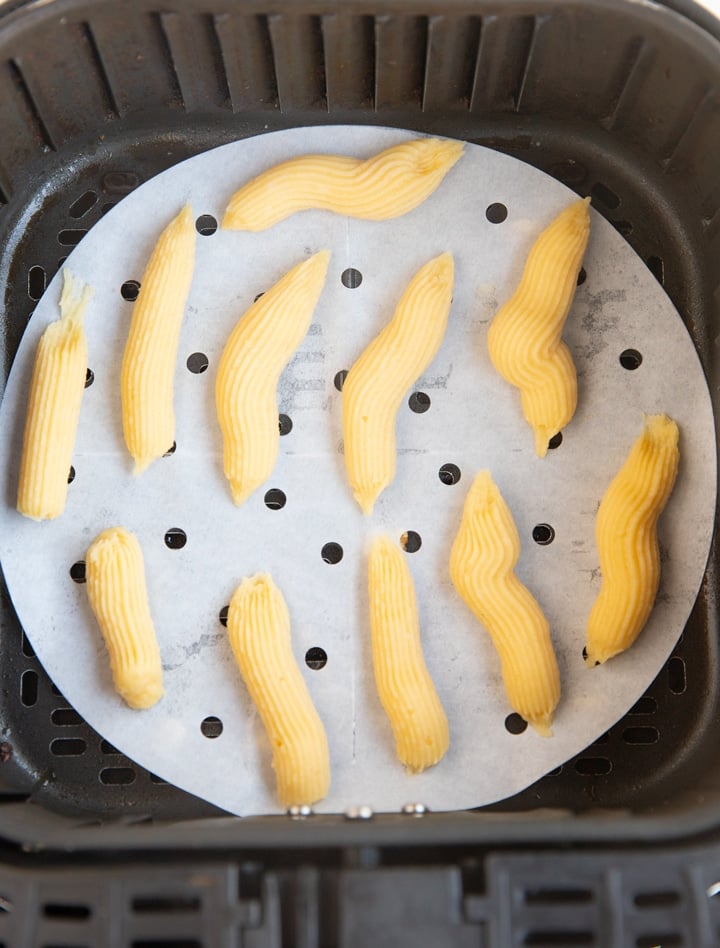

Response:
(121, 204), (196, 473)
(450, 471), (560, 736)
(215, 251), (330, 505)
(343, 253), (454, 514)
(368, 535), (449, 772)
(17, 270), (92, 520)
(222, 138), (464, 231)
(227, 574), (331, 807)
(85, 527), (164, 710)
(585, 414), (680, 666)
(487, 198), (590, 457)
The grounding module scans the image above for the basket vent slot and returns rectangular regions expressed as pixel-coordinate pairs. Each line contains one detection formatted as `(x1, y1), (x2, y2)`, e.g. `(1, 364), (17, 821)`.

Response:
(43, 902), (91, 920)
(132, 894), (201, 914)
(525, 888), (594, 905)
(524, 932), (594, 946)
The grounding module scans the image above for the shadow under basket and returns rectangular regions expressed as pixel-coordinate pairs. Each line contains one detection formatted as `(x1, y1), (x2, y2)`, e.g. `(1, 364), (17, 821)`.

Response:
(0, 0), (719, 861)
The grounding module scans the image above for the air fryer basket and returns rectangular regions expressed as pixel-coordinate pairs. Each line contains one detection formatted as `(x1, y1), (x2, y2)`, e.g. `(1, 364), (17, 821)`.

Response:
(1, 0), (719, 845)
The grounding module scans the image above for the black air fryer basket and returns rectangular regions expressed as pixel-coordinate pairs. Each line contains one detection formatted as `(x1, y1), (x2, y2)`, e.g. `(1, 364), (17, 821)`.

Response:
(1, 1), (719, 944)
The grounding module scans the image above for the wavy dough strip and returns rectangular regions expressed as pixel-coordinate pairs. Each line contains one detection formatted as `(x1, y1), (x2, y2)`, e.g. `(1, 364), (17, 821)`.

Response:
(222, 138), (464, 231)
(368, 535), (450, 772)
(585, 414), (680, 667)
(450, 471), (560, 736)
(216, 251), (330, 506)
(227, 574), (331, 808)
(121, 204), (196, 474)
(343, 253), (454, 514)
(85, 527), (164, 710)
(17, 270), (92, 521)
(487, 198), (590, 457)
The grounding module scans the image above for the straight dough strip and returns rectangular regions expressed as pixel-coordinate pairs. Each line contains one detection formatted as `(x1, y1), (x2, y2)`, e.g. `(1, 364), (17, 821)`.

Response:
(121, 204), (196, 474)
(17, 270), (92, 520)
(487, 198), (590, 457)
(343, 252), (454, 514)
(85, 527), (164, 710)
(450, 470), (561, 736)
(222, 138), (464, 231)
(227, 574), (331, 807)
(368, 535), (449, 772)
(215, 251), (330, 506)
(585, 414), (680, 666)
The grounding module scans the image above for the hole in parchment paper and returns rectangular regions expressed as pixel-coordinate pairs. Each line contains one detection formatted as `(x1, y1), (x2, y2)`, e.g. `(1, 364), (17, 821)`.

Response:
(619, 348), (643, 370)
(486, 202), (508, 224)
(321, 542), (343, 564)
(438, 463), (461, 485)
(408, 391), (430, 413)
(70, 561), (86, 583)
(341, 267), (363, 289)
(254, 292), (265, 302)
(264, 488), (286, 510)
(305, 647), (327, 670)
(164, 528), (187, 550)
(278, 413), (293, 436)
(121, 280), (141, 301)
(334, 370), (348, 392)
(504, 713), (527, 734)
(576, 267), (587, 286)
(163, 441), (177, 457)
(195, 214), (217, 236)
(532, 524), (555, 545)
(400, 531), (422, 553)
(67, 465), (76, 484)
(218, 606), (229, 627)
(201, 716), (223, 738)
(548, 432), (563, 449)
(186, 352), (208, 374)
(85, 368), (94, 388)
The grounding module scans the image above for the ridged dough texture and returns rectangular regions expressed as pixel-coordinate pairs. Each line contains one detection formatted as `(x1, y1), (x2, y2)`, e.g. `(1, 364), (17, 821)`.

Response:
(85, 527), (164, 710)
(216, 251), (330, 506)
(450, 470), (561, 736)
(585, 414), (680, 667)
(487, 198), (590, 457)
(343, 253), (454, 514)
(222, 138), (464, 231)
(17, 270), (92, 520)
(121, 204), (196, 474)
(368, 535), (449, 772)
(227, 574), (331, 807)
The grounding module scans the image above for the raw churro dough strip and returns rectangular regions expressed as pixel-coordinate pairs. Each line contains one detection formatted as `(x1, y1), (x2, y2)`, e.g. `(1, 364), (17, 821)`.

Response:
(450, 470), (560, 736)
(222, 138), (464, 231)
(227, 574), (331, 807)
(585, 414), (680, 666)
(17, 270), (92, 520)
(215, 251), (330, 506)
(487, 198), (590, 457)
(343, 253), (454, 514)
(368, 535), (449, 772)
(85, 527), (164, 710)
(121, 204), (196, 473)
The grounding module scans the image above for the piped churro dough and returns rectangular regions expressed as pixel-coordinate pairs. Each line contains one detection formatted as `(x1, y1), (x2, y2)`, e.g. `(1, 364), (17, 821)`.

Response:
(585, 414), (680, 666)
(222, 138), (464, 231)
(487, 198), (590, 457)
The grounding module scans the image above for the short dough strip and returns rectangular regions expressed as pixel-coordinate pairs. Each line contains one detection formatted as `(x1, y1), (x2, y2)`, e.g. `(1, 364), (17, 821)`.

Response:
(368, 535), (449, 772)
(585, 414), (680, 666)
(450, 470), (561, 736)
(343, 252), (454, 514)
(227, 574), (331, 807)
(222, 138), (464, 231)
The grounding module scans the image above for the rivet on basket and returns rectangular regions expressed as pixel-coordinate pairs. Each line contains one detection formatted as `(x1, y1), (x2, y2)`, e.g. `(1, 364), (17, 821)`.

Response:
(344, 804), (374, 821)
(401, 802), (428, 816)
(286, 804), (313, 820)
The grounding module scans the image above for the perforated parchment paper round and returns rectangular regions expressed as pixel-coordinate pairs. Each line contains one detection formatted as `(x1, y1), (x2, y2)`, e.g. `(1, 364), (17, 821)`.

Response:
(0, 127), (715, 816)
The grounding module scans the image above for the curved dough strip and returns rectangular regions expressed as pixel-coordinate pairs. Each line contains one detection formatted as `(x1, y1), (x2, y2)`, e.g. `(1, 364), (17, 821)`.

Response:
(222, 138), (464, 231)
(450, 470), (560, 736)
(368, 535), (450, 772)
(487, 198), (590, 457)
(343, 252), (454, 514)
(215, 251), (330, 506)
(227, 574), (331, 808)
(585, 414), (680, 666)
